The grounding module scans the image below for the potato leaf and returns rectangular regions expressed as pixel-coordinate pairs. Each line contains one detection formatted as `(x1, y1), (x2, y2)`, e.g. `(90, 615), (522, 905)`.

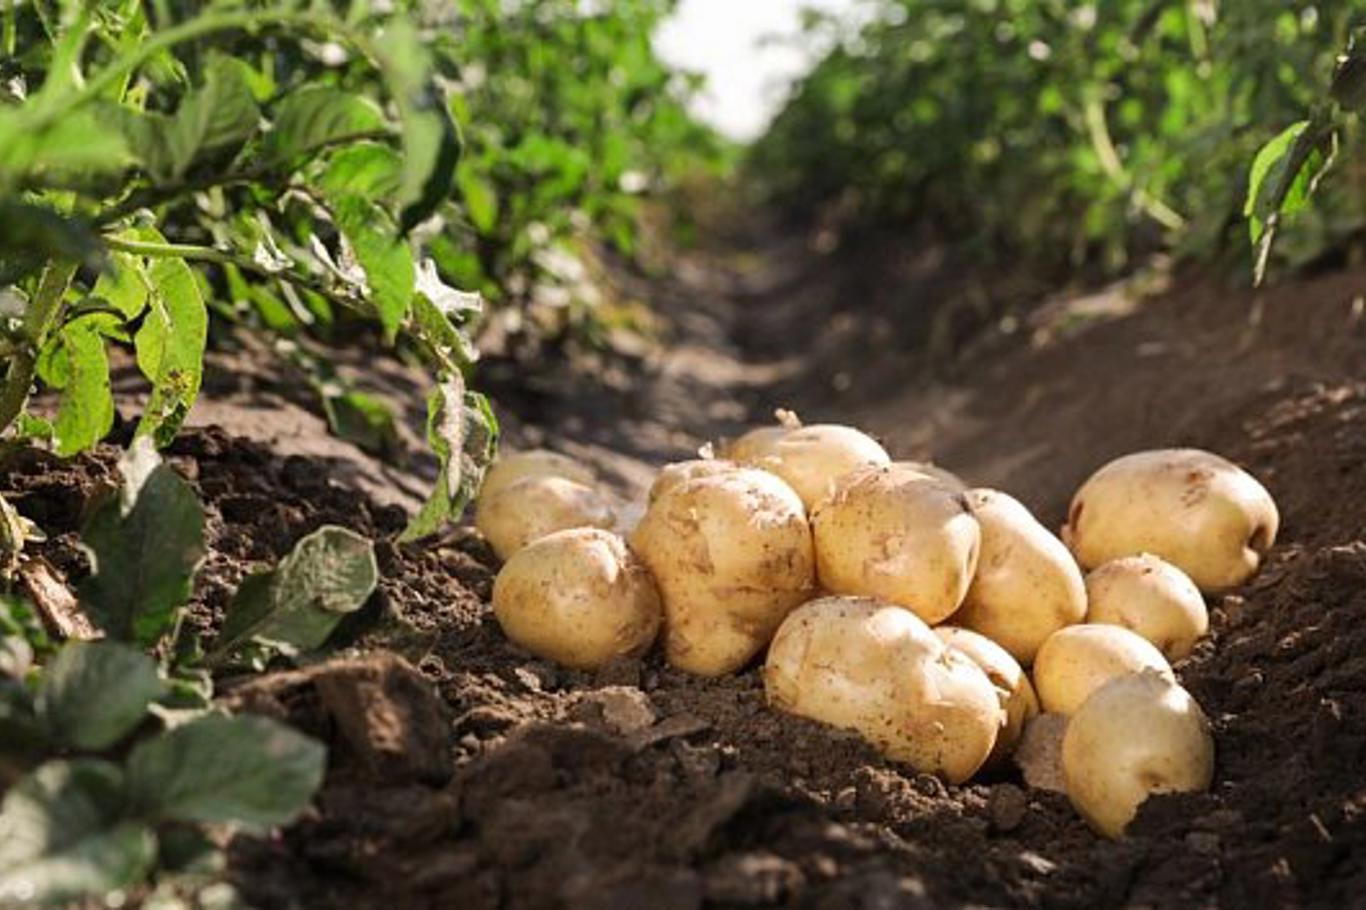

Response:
(126, 714), (325, 829)
(1244, 114), (1337, 286)
(0, 760), (156, 904)
(44, 319), (115, 457)
(79, 440), (205, 648)
(211, 525), (378, 662)
(400, 374), (498, 542)
(34, 641), (164, 752)
(132, 247), (207, 447)
(332, 194), (414, 341)
(264, 85), (387, 166)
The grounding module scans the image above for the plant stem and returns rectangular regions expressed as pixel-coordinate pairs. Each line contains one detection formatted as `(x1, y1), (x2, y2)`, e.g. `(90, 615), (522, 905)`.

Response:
(1082, 92), (1188, 232)
(0, 260), (78, 438)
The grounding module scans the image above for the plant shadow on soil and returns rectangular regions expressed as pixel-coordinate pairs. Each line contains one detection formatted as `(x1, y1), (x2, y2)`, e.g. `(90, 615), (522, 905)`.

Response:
(6, 231), (1366, 909)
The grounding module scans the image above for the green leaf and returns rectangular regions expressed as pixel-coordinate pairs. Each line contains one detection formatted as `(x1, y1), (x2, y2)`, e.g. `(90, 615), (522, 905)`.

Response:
(91, 252), (149, 321)
(333, 195), (414, 340)
(410, 264), (481, 371)
(400, 375), (499, 542)
(133, 252), (207, 447)
(0, 760), (156, 904)
(0, 201), (105, 286)
(212, 526), (378, 661)
(264, 85), (386, 166)
(79, 440), (205, 647)
(44, 319), (115, 457)
(126, 714), (326, 829)
(320, 143), (403, 201)
(321, 390), (399, 456)
(456, 164), (499, 233)
(373, 21), (463, 231)
(1245, 115), (1338, 286)
(0, 106), (131, 187)
(34, 641), (163, 751)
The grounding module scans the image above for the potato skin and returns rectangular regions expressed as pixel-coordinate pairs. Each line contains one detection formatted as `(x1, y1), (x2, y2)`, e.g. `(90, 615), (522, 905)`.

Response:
(648, 459), (740, 504)
(492, 529), (662, 670)
(630, 469), (815, 676)
(953, 489), (1087, 664)
(1085, 554), (1208, 661)
(742, 424), (891, 511)
(936, 626), (1039, 768)
(812, 464), (980, 625)
(1062, 671), (1214, 838)
(719, 425), (794, 463)
(480, 449), (596, 501)
(902, 461), (968, 492)
(765, 597), (1003, 783)
(1062, 449), (1279, 592)
(1033, 624), (1174, 716)
(475, 475), (616, 561)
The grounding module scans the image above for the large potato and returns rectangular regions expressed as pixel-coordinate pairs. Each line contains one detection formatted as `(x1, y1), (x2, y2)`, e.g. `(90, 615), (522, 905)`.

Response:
(812, 464), (980, 625)
(475, 475), (616, 561)
(1062, 449), (1278, 592)
(1085, 554), (1208, 661)
(480, 448), (596, 500)
(1062, 671), (1214, 838)
(492, 529), (662, 670)
(766, 597), (1003, 783)
(630, 468), (815, 676)
(648, 459), (740, 504)
(936, 626), (1039, 768)
(953, 489), (1087, 664)
(1033, 625), (1174, 716)
(739, 424), (891, 510)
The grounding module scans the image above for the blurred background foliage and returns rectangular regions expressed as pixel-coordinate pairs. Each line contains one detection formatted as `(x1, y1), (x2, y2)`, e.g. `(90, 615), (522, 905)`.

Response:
(751, 0), (1366, 279)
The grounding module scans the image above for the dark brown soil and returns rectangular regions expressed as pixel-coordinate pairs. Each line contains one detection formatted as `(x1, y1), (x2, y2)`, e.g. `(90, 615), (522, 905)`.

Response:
(6, 230), (1366, 910)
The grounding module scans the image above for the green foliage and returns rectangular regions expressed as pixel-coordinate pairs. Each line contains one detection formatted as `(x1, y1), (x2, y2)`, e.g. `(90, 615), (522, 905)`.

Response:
(753, 0), (1363, 276)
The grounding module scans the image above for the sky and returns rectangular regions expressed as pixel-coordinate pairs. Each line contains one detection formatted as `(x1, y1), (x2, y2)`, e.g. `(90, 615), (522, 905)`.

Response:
(654, 0), (864, 142)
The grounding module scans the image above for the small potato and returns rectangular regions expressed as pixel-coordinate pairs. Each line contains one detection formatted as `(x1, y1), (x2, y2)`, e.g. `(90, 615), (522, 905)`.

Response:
(1063, 449), (1278, 592)
(953, 489), (1087, 664)
(739, 424), (891, 511)
(766, 597), (1003, 783)
(630, 469), (815, 676)
(476, 475), (616, 561)
(1085, 555), (1208, 661)
(812, 464), (980, 625)
(936, 626), (1039, 768)
(648, 459), (740, 504)
(492, 529), (662, 670)
(902, 461), (968, 492)
(480, 448), (596, 500)
(1062, 671), (1214, 838)
(1033, 625), (1174, 716)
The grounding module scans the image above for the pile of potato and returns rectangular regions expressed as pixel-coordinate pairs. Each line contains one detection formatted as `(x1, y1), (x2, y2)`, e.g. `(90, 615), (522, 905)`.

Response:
(478, 417), (1279, 839)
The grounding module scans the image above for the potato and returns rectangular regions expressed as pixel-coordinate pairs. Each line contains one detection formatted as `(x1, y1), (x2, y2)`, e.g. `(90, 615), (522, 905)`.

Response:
(1062, 449), (1279, 592)
(902, 461), (968, 492)
(475, 475), (616, 561)
(630, 468), (815, 676)
(953, 489), (1087, 664)
(648, 459), (740, 504)
(480, 448), (596, 500)
(1085, 555), (1208, 661)
(766, 596), (1003, 783)
(812, 464), (980, 625)
(1033, 624), (1174, 716)
(719, 425), (794, 463)
(1062, 671), (1214, 838)
(936, 626), (1039, 768)
(738, 424), (891, 511)
(492, 529), (662, 670)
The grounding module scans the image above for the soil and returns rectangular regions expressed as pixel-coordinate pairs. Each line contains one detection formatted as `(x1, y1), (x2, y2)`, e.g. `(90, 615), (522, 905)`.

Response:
(6, 225), (1366, 910)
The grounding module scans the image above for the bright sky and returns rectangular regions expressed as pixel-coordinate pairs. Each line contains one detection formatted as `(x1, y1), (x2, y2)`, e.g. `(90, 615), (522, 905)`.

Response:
(654, 0), (864, 142)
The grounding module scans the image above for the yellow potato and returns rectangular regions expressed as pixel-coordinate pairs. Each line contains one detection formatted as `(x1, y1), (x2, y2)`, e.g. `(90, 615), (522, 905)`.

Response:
(719, 425), (794, 463)
(1062, 671), (1214, 838)
(953, 489), (1087, 664)
(740, 424), (891, 511)
(766, 596), (1003, 783)
(492, 529), (662, 670)
(648, 459), (740, 504)
(935, 626), (1039, 768)
(1062, 449), (1278, 592)
(812, 463), (980, 625)
(1033, 624), (1174, 716)
(901, 461), (968, 492)
(480, 448), (596, 500)
(475, 475), (616, 561)
(1085, 554), (1208, 661)
(630, 468), (815, 676)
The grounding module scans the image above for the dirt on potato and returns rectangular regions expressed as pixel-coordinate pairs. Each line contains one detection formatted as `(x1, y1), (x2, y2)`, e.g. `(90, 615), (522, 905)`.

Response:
(6, 231), (1366, 910)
